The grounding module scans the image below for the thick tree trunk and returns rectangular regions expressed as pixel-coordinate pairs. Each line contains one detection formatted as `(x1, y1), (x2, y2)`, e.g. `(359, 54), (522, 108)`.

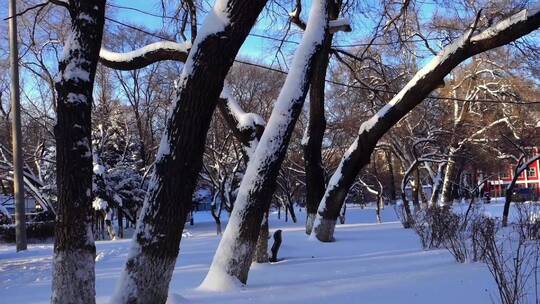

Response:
(112, 0), (267, 302)
(313, 137), (375, 241)
(200, 0), (329, 288)
(253, 212), (269, 263)
(52, 2), (106, 304)
(311, 10), (540, 242)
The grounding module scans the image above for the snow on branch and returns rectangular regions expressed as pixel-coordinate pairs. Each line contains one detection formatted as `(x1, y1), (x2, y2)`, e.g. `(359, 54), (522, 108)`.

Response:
(99, 43), (264, 158)
(218, 85), (265, 159)
(99, 41), (191, 70)
(456, 117), (511, 148)
(357, 7), (539, 137)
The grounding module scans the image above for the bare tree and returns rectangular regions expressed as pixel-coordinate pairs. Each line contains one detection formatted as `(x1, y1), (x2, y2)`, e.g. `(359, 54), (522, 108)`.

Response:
(312, 9), (540, 242)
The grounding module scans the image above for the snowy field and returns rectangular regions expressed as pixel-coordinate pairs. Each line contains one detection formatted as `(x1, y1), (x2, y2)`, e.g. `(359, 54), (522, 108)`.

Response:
(0, 202), (511, 303)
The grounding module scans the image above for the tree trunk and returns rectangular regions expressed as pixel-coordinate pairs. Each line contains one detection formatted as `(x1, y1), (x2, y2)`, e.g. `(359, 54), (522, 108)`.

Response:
(440, 154), (457, 206)
(52, 2), (105, 303)
(376, 194), (383, 223)
(412, 170), (420, 210)
(118, 206), (124, 238)
(313, 137), (375, 242)
(200, 0), (329, 288)
(112, 1), (268, 302)
(303, 20), (333, 235)
(253, 212), (269, 263)
(385, 150), (397, 203)
(310, 10), (540, 242)
(287, 198), (297, 223)
(502, 154), (540, 226)
(429, 164), (445, 207)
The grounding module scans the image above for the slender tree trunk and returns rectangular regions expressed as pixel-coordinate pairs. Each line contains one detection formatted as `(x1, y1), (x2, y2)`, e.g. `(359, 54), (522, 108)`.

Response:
(502, 154), (540, 226)
(287, 198), (297, 223)
(104, 209), (116, 240)
(118, 206), (124, 238)
(429, 164), (445, 207)
(52, 2), (106, 303)
(376, 194), (383, 223)
(112, 1), (267, 302)
(441, 153), (457, 206)
(386, 150), (397, 203)
(133, 110), (148, 168)
(412, 170), (420, 210)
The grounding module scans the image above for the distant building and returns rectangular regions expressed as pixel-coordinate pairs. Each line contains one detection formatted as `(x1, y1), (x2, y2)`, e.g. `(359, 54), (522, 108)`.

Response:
(486, 147), (540, 197)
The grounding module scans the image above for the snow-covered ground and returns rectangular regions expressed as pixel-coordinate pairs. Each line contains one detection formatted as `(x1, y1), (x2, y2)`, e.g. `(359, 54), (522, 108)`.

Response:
(0, 202), (511, 303)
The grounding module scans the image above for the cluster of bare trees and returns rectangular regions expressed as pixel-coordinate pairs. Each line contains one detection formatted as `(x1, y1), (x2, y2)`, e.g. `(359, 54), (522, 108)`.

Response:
(1, 0), (539, 303)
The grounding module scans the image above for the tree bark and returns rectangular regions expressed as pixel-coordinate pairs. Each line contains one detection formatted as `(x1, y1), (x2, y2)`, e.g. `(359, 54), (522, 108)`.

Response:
(440, 152), (457, 206)
(385, 149), (397, 203)
(52, 1), (106, 303)
(303, 5), (337, 234)
(311, 10), (540, 242)
(429, 163), (445, 207)
(112, 0), (268, 302)
(411, 169), (420, 210)
(252, 212), (269, 263)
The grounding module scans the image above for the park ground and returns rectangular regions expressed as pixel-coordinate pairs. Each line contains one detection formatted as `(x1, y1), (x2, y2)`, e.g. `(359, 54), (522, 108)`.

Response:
(1, 201), (511, 303)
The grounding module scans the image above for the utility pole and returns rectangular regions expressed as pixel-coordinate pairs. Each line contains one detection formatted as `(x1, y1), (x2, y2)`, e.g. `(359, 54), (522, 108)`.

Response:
(9, 0), (27, 251)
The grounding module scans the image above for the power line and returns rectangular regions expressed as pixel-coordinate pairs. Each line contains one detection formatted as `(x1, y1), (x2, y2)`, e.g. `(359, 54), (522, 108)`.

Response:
(104, 7), (449, 48)
(105, 16), (176, 42)
(234, 60), (540, 105)
(103, 13), (540, 106)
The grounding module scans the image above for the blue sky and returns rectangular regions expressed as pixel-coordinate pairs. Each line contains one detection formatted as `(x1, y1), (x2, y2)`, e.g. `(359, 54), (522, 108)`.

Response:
(105, 0), (456, 69)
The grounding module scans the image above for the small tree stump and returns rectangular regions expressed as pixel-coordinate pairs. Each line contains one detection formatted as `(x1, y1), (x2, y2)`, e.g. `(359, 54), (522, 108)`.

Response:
(269, 229), (282, 262)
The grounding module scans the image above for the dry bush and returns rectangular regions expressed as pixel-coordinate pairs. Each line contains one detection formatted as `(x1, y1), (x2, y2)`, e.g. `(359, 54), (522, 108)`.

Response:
(408, 202), (540, 303)
(411, 203), (493, 263)
(476, 203), (540, 304)
(515, 202), (540, 241)
(411, 206), (458, 250)
(394, 204), (414, 229)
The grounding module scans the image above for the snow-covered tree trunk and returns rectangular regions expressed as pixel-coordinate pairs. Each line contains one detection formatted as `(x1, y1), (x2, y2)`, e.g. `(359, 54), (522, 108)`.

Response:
(311, 9), (540, 242)
(440, 151), (457, 206)
(429, 163), (445, 207)
(303, 0), (341, 235)
(200, 0), (329, 288)
(52, 1), (106, 304)
(111, 0), (268, 302)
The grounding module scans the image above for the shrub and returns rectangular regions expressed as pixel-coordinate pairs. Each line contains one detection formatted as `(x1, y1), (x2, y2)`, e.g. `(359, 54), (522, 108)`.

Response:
(0, 221), (55, 243)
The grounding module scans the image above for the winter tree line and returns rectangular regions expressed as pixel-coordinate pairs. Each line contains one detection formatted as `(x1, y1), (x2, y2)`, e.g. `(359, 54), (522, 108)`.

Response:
(0, 0), (539, 303)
